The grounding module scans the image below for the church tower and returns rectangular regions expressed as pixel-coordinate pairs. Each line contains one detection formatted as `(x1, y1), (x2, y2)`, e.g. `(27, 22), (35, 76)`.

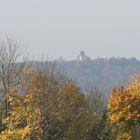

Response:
(77, 51), (90, 61)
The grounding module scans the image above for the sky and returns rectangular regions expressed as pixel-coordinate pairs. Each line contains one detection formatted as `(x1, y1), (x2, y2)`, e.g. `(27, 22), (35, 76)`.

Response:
(0, 0), (140, 60)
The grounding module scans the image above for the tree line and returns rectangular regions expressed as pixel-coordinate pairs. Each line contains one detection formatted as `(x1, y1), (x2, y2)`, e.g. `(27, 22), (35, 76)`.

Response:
(56, 56), (140, 95)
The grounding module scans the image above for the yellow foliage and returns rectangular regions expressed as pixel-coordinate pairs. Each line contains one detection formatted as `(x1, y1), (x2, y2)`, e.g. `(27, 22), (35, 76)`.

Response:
(108, 84), (140, 123)
(108, 75), (140, 139)
(117, 131), (132, 140)
(0, 91), (40, 140)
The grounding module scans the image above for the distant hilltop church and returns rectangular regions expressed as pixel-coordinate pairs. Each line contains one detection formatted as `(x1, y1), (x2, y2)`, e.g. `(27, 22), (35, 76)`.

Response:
(56, 51), (91, 62)
(77, 51), (91, 61)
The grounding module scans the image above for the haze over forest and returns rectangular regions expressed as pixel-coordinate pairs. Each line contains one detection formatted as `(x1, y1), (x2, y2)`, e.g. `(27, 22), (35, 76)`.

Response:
(53, 52), (140, 95)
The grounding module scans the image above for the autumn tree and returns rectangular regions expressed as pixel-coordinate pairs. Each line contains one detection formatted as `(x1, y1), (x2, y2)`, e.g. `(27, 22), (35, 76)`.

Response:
(0, 38), (25, 118)
(108, 75), (140, 140)
(0, 90), (37, 140)
(0, 67), (39, 140)
(87, 88), (114, 140)
(29, 65), (93, 140)
(58, 82), (93, 140)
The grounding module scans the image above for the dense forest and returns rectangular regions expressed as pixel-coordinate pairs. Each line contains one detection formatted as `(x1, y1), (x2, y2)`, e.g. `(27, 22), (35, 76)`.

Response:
(56, 57), (140, 95)
(0, 39), (140, 140)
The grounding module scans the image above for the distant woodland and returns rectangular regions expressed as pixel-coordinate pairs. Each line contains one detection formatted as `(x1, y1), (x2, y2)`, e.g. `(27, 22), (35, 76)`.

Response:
(56, 57), (140, 95)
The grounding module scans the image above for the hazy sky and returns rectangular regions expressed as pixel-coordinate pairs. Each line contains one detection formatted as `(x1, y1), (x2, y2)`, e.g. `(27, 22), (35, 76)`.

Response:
(0, 0), (140, 60)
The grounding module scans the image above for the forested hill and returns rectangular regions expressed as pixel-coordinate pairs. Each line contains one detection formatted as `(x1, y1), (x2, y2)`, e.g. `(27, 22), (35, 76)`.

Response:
(55, 57), (140, 95)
